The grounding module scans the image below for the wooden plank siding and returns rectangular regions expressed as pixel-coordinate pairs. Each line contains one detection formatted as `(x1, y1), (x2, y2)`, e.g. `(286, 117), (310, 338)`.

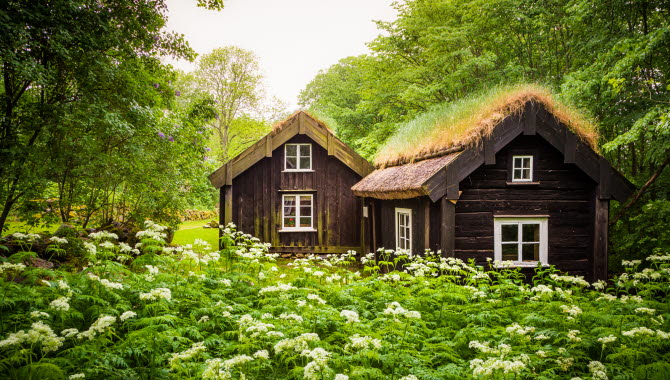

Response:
(453, 134), (597, 280)
(230, 134), (364, 254)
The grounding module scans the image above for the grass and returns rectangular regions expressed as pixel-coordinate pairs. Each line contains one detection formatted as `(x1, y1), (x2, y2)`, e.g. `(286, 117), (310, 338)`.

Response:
(172, 220), (219, 248)
(2, 221), (59, 236)
(374, 83), (599, 167)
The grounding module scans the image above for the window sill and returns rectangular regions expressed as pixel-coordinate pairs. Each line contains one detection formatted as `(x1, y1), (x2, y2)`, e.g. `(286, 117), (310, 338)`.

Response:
(278, 228), (317, 233)
(283, 170), (315, 173)
(506, 181), (540, 186)
(495, 262), (549, 268)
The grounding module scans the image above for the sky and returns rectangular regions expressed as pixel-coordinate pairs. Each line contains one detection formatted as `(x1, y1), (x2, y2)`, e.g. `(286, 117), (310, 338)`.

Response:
(163, 0), (397, 111)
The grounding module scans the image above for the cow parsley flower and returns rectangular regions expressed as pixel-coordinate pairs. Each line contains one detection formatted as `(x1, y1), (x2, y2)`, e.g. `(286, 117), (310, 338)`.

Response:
(31, 311), (50, 319)
(634, 307), (655, 315)
(567, 330), (582, 342)
(170, 341), (207, 366)
(279, 313), (303, 323)
(100, 279), (123, 290)
(49, 236), (68, 245)
(120, 311), (137, 322)
(78, 315), (116, 340)
(307, 293), (327, 305)
(253, 350), (269, 360)
(588, 361), (608, 380)
(335, 375), (349, 380)
(344, 334), (382, 351)
(274, 333), (320, 354)
(340, 310), (360, 323)
(0, 262), (26, 274)
(506, 323), (535, 336)
(49, 297), (70, 312)
(61, 328), (79, 338)
(597, 335), (616, 347)
(560, 304), (582, 318)
(259, 282), (297, 295)
(0, 321), (64, 353)
(139, 287), (171, 302)
(69, 373), (85, 379)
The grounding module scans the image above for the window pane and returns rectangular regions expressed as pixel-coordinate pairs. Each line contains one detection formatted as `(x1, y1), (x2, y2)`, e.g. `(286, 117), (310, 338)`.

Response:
(284, 195), (296, 205)
(513, 169), (523, 179)
(300, 217), (311, 227)
(521, 157), (531, 168)
(522, 243), (539, 261)
(501, 224), (518, 242)
(299, 144), (310, 156)
(502, 243), (518, 261)
(522, 223), (540, 242)
(299, 197), (311, 206)
(284, 217), (296, 227)
(522, 169), (531, 179)
(286, 156), (297, 169)
(514, 157), (522, 168)
(286, 144), (297, 156)
(284, 196), (296, 218)
(300, 206), (311, 217)
(299, 156), (310, 169)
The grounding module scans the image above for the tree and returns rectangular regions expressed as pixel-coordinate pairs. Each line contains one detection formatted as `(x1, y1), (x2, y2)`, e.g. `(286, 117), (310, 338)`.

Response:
(193, 47), (266, 162)
(0, 0), (194, 233)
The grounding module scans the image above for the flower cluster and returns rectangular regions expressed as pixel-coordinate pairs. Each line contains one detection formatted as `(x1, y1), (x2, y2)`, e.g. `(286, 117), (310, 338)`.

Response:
(139, 287), (172, 302)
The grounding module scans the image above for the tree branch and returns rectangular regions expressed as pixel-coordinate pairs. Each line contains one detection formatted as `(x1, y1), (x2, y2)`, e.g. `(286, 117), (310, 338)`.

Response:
(610, 153), (670, 225)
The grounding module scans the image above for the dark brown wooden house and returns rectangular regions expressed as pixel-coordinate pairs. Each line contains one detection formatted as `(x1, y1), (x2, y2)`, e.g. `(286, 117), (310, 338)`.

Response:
(209, 111), (374, 254)
(352, 88), (634, 281)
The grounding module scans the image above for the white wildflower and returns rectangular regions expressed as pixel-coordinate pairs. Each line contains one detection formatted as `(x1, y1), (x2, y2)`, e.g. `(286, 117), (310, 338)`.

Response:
(78, 315), (116, 340)
(49, 297), (70, 312)
(340, 310), (360, 323)
(139, 287), (171, 302)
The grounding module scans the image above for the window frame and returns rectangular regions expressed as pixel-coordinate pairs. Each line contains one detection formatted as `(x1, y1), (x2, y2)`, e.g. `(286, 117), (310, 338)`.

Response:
(395, 208), (412, 253)
(279, 194), (316, 232)
(511, 155), (533, 182)
(494, 217), (548, 267)
(284, 143), (313, 172)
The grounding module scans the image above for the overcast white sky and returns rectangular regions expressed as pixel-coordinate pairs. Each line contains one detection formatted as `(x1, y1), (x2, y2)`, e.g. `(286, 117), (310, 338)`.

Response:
(164, 0), (397, 110)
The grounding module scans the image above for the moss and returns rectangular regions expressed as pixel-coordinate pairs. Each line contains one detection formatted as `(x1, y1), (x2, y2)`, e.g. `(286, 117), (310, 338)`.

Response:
(375, 84), (599, 167)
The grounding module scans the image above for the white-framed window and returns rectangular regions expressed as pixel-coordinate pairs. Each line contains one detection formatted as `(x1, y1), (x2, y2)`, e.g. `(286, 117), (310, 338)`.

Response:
(494, 217), (548, 266)
(284, 143), (312, 171)
(395, 208), (412, 252)
(512, 155), (533, 182)
(280, 194), (315, 231)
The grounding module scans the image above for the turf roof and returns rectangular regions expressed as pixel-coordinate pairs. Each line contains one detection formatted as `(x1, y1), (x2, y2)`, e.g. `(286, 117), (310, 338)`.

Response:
(374, 84), (599, 168)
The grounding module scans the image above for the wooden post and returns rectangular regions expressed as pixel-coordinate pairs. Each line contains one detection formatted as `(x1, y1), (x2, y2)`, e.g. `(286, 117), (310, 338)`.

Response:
(370, 199), (377, 254)
(223, 185), (233, 225)
(360, 198), (367, 255)
(218, 187), (225, 249)
(593, 188), (609, 281)
(424, 199), (430, 251)
(440, 196), (455, 257)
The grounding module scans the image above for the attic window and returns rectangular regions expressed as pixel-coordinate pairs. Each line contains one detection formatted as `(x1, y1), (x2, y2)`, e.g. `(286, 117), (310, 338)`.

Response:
(285, 144), (312, 171)
(512, 155), (533, 182)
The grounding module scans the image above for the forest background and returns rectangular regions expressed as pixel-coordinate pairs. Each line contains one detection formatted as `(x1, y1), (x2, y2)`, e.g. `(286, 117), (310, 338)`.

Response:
(1, 0), (669, 267)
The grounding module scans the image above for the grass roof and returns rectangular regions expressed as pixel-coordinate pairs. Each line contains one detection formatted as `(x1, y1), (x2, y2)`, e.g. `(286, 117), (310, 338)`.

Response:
(374, 84), (599, 167)
(271, 110), (333, 134)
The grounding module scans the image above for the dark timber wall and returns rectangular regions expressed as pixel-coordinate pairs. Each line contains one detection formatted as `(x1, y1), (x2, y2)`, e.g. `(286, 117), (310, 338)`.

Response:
(454, 134), (597, 278)
(231, 134), (363, 254)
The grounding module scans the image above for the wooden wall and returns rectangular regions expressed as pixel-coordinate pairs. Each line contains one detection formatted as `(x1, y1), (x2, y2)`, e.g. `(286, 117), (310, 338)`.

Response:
(454, 134), (597, 279)
(230, 134), (363, 254)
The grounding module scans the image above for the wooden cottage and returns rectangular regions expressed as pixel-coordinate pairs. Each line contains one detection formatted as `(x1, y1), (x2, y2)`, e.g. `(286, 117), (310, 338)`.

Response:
(209, 111), (374, 255)
(352, 88), (634, 281)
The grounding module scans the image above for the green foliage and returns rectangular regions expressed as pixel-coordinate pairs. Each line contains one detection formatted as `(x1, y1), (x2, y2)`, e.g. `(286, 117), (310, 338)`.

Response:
(300, 0), (670, 257)
(1, 223), (669, 379)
